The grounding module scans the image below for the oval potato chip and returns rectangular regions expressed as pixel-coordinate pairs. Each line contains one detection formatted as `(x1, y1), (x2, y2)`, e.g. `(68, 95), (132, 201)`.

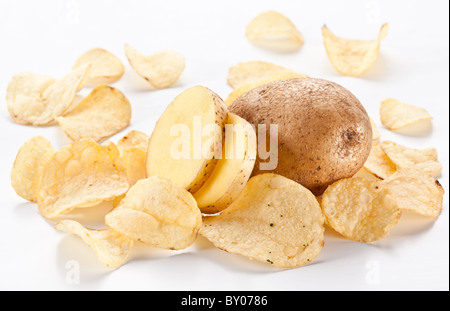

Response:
(55, 220), (134, 269)
(321, 177), (401, 243)
(73, 48), (125, 86)
(38, 139), (129, 219)
(125, 44), (185, 89)
(105, 177), (202, 250)
(117, 130), (149, 187)
(200, 174), (325, 268)
(245, 11), (304, 52)
(56, 85), (132, 143)
(11, 136), (55, 202)
(382, 169), (444, 218)
(363, 144), (397, 179)
(322, 23), (388, 76)
(380, 98), (432, 132)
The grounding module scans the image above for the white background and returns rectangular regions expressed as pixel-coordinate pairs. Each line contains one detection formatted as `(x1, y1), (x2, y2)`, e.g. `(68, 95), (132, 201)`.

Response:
(0, 0), (448, 291)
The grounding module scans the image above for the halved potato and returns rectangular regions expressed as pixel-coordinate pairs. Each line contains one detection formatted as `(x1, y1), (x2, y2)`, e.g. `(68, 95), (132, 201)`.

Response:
(146, 86), (228, 193)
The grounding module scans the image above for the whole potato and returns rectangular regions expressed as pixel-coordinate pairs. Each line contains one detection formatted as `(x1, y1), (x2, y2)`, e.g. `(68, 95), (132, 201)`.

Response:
(228, 78), (372, 195)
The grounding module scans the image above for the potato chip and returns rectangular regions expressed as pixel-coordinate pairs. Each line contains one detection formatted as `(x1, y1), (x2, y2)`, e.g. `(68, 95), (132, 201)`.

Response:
(124, 44), (185, 89)
(380, 98), (432, 132)
(353, 167), (381, 181)
(73, 48), (125, 86)
(381, 141), (442, 177)
(245, 11), (304, 52)
(11, 136), (55, 202)
(105, 177), (202, 250)
(322, 23), (389, 76)
(363, 144), (397, 179)
(38, 139), (129, 219)
(321, 177), (401, 243)
(227, 61), (295, 89)
(6, 67), (89, 125)
(56, 85), (132, 143)
(382, 169), (444, 218)
(200, 174), (324, 268)
(55, 220), (133, 269)
(370, 117), (381, 144)
(117, 130), (149, 187)
(225, 71), (308, 107)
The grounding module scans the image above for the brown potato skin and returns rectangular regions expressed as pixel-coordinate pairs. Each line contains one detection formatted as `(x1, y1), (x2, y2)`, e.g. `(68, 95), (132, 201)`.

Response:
(228, 78), (372, 195)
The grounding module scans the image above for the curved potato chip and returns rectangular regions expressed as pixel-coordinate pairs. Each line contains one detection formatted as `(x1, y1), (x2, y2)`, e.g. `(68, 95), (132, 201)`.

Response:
(380, 98), (432, 132)
(11, 136), (55, 202)
(363, 144), (397, 179)
(370, 117), (381, 144)
(117, 131), (149, 187)
(321, 177), (400, 243)
(322, 23), (388, 76)
(200, 174), (325, 268)
(381, 141), (442, 177)
(382, 169), (444, 218)
(124, 44), (185, 89)
(73, 48), (125, 86)
(105, 177), (202, 250)
(225, 71), (309, 107)
(38, 139), (129, 219)
(55, 220), (133, 269)
(227, 61), (295, 89)
(245, 11), (304, 52)
(56, 85), (131, 143)
(6, 67), (89, 125)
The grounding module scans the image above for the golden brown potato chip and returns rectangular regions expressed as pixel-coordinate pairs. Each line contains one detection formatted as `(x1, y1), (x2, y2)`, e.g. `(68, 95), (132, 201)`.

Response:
(56, 85), (131, 143)
(382, 169), (444, 218)
(227, 61), (295, 89)
(117, 130), (149, 187)
(200, 174), (325, 268)
(38, 139), (129, 219)
(363, 144), (397, 179)
(353, 167), (381, 181)
(11, 136), (55, 202)
(105, 177), (202, 250)
(124, 44), (185, 89)
(245, 11), (304, 52)
(73, 48), (125, 86)
(55, 220), (133, 269)
(224, 71), (308, 107)
(321, 177), (401, 243)
(6, 67), (89, 125)
(370, 117), (381, 144)
(381, 141), (442, 177)
(322, 23), (388, 76)
(380, 98), (432, 132)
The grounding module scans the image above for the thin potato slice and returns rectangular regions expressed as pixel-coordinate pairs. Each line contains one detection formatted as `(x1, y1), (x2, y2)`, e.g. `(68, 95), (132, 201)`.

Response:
(380, 98), (432, 131)
(363, 144), (397, 179)
(125, 44), (185, 89)
(381, 141), (442, 177)
(193, 113), (256, 214)
(322, 23), (389, 76)
(38, 139), (129, 219)
(117, 130), (150, 187)
(56, 85), (132, 143)
(73, 48), (125, 86)
(105, 177), (202, 250)
(382, 169), (444, 218)
(200, 174), (325, 268)
(225, 71), (308, 107)
(370, 117), (381, 144)
(146, 86), (228, 193)
(245, 11), (304, 52)
(11, 136), (55, 202)
(321, 177), (401, 243)
(6, 73), (56, 125)
(227, 61), (295, 89)
(55, 220), (133, 269)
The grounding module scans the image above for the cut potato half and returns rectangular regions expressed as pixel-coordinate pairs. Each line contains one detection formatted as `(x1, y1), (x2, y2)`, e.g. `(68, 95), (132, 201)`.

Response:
(193, 113), (256, 214)
(146, 86), (228, 193)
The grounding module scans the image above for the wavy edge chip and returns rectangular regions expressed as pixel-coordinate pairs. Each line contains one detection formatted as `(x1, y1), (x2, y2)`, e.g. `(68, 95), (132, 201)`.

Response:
(380, 98), (433, 131)
(322, 23), (388, 76)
